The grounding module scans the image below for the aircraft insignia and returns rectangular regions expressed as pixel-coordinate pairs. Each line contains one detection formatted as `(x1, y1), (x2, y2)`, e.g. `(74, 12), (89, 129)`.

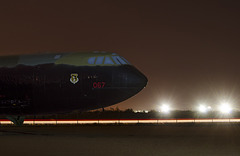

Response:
(70, 73), (79, 84)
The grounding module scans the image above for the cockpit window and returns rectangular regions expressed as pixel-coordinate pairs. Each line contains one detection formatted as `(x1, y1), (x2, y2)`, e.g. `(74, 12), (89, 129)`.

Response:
(104, 56), (114, 64)
(111, 56), (120, 64)
(88, 57), (96, 64)
(87, 54), (130, 66)
(118, 57), (128, 64)
(95, 56), (104, 64)
(112, 56), (127, 64)
(121, 57), (130, 64)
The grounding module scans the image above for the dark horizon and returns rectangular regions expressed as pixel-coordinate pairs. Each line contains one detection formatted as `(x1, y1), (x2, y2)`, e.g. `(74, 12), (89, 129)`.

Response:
(1, 1), (240, 110)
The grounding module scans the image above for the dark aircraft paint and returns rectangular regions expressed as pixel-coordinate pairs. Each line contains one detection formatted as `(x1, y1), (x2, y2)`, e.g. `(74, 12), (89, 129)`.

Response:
(0, 52), (147, 115)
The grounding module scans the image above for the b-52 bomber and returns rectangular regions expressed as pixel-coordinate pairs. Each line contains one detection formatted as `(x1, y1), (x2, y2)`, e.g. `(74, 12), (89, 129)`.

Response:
(0, 51), (147, 125)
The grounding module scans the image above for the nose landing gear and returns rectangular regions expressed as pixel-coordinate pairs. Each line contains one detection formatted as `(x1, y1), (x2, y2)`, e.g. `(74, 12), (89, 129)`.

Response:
(6, 116), (25, 126)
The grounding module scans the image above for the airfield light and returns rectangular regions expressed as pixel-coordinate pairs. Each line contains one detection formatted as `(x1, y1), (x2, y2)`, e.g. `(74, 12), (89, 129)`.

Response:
(198, 105), (207, 113)
(218, 102), (232, 114)
(160, 104), (170, 114)
(198, 105), (211, 113)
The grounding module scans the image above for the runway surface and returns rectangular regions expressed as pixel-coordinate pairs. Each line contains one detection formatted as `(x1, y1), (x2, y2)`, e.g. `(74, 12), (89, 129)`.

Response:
(0, 118), (239, 125)
(1, 124), (240, 156)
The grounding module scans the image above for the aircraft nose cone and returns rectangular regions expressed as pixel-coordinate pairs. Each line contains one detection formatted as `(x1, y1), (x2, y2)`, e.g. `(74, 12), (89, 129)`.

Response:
(134, 70), (148, 88)
(125, 65), (148, 89)
(141, 73), (148, 88)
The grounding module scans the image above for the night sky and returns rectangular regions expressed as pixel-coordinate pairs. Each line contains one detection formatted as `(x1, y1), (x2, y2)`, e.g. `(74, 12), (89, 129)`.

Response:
(1, 1), (240, 110)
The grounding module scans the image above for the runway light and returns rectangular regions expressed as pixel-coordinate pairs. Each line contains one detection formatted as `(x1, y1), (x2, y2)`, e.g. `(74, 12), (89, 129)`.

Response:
(218, 103), (232, 114)
(160, 104), (170, 113)
(198, 105), (211, 113)
(198, 105), (207, 113)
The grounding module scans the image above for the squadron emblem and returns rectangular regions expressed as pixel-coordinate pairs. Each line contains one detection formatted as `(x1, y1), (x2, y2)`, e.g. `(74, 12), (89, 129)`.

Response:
(70, 73), (79, 84)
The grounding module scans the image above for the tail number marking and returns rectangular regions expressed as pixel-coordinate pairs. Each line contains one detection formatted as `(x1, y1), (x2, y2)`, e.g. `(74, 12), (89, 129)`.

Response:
(93, 82), (106, 88)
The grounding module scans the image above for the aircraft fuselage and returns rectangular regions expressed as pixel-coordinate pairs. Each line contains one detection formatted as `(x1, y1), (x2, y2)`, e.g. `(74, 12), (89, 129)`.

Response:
(0, 52), (147, 115)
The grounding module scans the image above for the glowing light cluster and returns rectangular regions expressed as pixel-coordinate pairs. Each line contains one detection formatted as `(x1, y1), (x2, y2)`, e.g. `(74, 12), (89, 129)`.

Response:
(198, 105), (207, 113)
(157, 98), (235, 115)
(160, 104), (170, 113)
(198, 105), (211, 113)
(218, 103), (232, 114)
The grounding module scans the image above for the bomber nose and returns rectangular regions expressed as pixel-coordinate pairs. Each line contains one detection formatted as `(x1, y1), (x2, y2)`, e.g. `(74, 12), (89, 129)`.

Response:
(125, 65), (148, 89)
(141, 73), (148, 88)
(134, 70), (148, 88)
